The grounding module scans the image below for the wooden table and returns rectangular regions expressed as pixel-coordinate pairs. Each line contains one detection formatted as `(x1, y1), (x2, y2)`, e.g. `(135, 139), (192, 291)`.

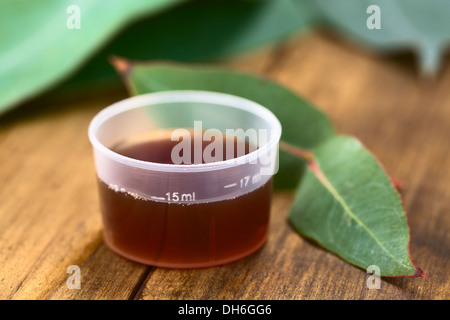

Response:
(1, 31), (449, 300)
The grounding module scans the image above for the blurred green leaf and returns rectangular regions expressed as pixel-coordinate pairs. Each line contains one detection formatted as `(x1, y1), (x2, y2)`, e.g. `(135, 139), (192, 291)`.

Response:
(117, 61), (334, 189)
(313, 0), (450, 75)
(0, 0), (183, 115)
(65, 0), (319, 88)
(289, 136), (426, 277)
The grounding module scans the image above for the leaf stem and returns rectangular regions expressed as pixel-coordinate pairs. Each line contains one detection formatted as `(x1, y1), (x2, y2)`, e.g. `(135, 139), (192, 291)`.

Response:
(279, 140), (314, 162)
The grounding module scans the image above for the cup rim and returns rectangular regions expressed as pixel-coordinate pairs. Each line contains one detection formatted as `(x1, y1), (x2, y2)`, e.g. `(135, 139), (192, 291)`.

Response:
(88, 90), (282, 173)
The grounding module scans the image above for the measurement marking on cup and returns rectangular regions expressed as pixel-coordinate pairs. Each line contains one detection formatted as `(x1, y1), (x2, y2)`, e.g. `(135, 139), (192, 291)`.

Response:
(150, 196), (166, 201)
(165, 192), (196, 202)
(224, 174), (263, 190)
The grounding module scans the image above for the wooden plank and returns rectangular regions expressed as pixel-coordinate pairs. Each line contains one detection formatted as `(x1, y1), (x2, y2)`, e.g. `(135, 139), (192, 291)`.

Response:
(0, 31), (448, 300)
(47, 243), (149, 300)
(270, 31), (450, 299)
(0, 90), (150, 299)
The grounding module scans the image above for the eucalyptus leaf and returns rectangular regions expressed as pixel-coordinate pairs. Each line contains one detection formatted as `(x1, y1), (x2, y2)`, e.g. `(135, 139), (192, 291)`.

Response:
(64, 0), (319, 89)
(115, 61), (335, 189)
(289, 135), (427, 277)
(0, 0), (183, 115)
(313, 0), (450, 75)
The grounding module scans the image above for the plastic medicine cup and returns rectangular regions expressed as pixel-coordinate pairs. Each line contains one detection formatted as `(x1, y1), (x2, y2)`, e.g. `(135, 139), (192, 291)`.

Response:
(88, 90), (282, 268)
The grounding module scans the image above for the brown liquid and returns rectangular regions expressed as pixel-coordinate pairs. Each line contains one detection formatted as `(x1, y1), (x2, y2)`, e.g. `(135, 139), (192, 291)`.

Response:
(97, 132), (273, 268)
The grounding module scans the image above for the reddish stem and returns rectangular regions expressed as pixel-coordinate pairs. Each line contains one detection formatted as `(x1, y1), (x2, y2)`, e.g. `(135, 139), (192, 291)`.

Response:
(390, 177), (406, 192)
(279, 141), (314, 162)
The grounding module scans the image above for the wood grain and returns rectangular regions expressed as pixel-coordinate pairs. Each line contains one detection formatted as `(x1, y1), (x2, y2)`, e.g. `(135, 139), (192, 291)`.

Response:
(0, 31), (449, 300)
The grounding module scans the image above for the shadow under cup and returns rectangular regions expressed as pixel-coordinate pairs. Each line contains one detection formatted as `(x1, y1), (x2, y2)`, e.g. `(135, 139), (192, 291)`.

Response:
(88, 91), (282, 268)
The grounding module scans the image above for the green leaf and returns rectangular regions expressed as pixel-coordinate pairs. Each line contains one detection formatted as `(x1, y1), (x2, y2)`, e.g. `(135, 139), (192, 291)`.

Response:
(116, 60), (335, 189)
(313, 0), (450, 75)
(289, 135), (427, 277)
(64, 0), (319, 89)
(0, 0), (183, 115)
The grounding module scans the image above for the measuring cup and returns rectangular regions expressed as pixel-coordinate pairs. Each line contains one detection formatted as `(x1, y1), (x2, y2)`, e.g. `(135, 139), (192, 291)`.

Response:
(88, 90), (281, 268)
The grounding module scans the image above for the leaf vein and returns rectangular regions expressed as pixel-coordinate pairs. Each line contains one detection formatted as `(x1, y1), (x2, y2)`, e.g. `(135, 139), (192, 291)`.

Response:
(310, 162), (412, 271)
